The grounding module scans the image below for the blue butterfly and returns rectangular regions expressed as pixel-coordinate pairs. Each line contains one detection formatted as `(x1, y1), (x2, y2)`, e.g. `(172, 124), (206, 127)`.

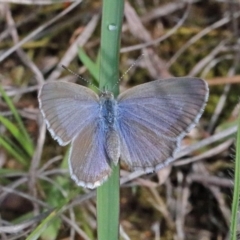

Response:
(38, 77), (208, 188)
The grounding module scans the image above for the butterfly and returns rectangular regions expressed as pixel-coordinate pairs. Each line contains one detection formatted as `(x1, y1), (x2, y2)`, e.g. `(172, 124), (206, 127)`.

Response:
(38, 77), (208, 188)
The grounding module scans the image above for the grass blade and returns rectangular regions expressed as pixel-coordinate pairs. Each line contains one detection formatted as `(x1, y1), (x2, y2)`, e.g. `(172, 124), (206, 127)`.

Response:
(97, 0), (124, 239)
(0, 85), (34, 156)
(0, 136), (28, 165)
(25, 209), (58, 240)
(0, 115), (32, 158)
(230, 113), (240, 240)
(78, 47), (99, 82)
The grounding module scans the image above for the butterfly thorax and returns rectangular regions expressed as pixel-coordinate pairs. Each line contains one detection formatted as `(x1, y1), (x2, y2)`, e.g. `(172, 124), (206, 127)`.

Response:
(99, 91), (117, 129)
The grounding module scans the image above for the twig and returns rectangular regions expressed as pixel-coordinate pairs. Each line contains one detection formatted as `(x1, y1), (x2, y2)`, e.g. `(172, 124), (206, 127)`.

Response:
(5, 3), (44, 84)
(0, 0), (76, 5)
(0, 0), (83, 62)
(46, 14), (99, 81)
(167, 11), (240, 67)
(0, 210), (53, 233)
(174, 139), (233, 166)
(121, 2), (191, 53)
(189, 40), (226, 76)
(28, 123), (46, 214)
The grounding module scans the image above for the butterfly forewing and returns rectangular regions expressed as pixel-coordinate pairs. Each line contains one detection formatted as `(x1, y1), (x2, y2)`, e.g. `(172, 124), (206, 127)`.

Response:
(117, 117), (178, 172)
(39, 82), (99, 146)
(117, 77), (208, 171)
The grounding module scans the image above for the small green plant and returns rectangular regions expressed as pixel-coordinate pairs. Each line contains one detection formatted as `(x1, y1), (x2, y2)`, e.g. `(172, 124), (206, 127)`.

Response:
(230, 110), (240, 240)
(0, 85), (34, 166)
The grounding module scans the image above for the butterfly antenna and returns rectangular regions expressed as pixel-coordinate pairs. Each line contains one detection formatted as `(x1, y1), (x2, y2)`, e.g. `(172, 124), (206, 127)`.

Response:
(112, 54), (144, 91)
(62, 65), (101, 92)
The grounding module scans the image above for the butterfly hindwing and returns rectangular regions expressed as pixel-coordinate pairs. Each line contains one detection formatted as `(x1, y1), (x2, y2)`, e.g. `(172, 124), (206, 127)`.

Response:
(69, 119), (112, 188)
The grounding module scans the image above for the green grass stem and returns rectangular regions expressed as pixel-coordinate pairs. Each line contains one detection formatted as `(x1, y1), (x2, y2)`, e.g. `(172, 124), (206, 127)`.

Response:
(230, 112), (240, 240)
(97, 0), (124, 240)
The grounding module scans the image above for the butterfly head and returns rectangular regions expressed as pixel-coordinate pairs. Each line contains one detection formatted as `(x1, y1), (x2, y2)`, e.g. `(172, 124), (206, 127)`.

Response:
(99, 88), (114, 101)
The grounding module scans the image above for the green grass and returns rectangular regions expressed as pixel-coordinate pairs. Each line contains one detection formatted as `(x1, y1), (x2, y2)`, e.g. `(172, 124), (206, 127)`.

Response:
(230, 112), (240, 240)
(0, 85), (34, 166)
(96, 0), (124, 239)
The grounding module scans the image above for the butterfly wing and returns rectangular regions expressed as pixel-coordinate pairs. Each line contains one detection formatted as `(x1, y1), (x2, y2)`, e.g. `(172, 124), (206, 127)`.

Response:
(38, 81), (99, 146)
(39, 81), (111, 188)
(117, 77), (208, 172)
(69, 118), (111, 188)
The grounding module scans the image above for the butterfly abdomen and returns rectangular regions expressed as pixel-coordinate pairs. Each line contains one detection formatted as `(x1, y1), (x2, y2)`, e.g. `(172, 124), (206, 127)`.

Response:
(99, 92), (120, 165)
